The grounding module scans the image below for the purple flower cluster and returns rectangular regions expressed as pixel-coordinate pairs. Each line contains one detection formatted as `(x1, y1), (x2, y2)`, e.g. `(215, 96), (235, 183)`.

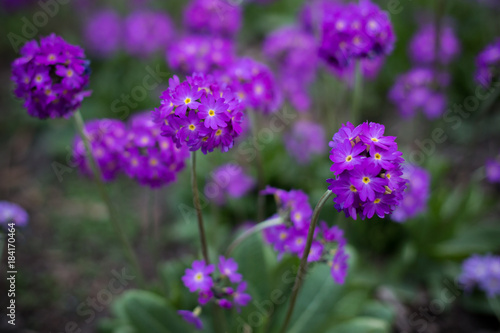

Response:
(124, 11), (175, 58)
(204, 164), (256, 205)
(121, 112), (190, 188)
(485, 158), (500, 183)
(475, 38), (500, 88)
(262, 187), (349, 284)
(153, 73), (244, 154)
(284, 120), (327, 165)
(73, 119), (127, 182)
(12, 34), (91, 119)
(183, 0), (242, 37)
(389, 68), (449, 119)
(408, 23), (460, 66)
(179, 257), (252, 329)
(218, 57), (283, 114)
(84, 9), (122, 57)
(263, 26), (318, 111)
(459, 254), (500, 297)
(167, 35), (235, 75)
(328, 122), (406, 220)
(318, 0), (395, 71)
(0, 201), (29, 228)
(391, 165), (430, 222)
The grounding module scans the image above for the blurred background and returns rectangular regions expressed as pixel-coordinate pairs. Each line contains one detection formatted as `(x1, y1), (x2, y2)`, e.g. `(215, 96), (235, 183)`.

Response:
(1, 0), (500, 332)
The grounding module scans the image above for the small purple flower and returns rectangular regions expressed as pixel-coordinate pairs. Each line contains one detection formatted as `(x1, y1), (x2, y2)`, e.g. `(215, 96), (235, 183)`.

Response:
(182, 260), (215, 292)
(172, 82), (203, 116)
(330, 139), (366, 175)
(198, 290), (214, 305)
(331, 247), (349, 284)
(284, 120), (327, 165)
(124, 11), (174, 58)
(306, 241), (324, 262)
(350, 165), (387, 202)
(11, 34), (91, 119)
(198, 94), (230, 129)
(217, 299), (233, 309)
(0, 201), (29, 228)
(233, 282), (252, 312)
(475, 38), (500, 88)
(459, 254), (500, 298)
(485, 158), (500, 183)
(84, 9), (122, 57)
(178, 309), (203, 330)
(218, 256), (242, 283)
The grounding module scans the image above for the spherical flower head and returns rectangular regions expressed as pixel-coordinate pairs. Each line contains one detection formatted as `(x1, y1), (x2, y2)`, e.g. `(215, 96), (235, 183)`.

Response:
(121, 112), (189, 188)
(124, 11), (174, 58)
(388, 67), (449, 119)
(0, 201), (29, 228)
(204, 164), (255, 205)
(328, 121), (406, 220)
(11, 34), (92, 119)
(485, 158), (500, 183)
(409, 23), (460, 66)
(391, 165), (430, 222)
(475, 38), (500, 88)
(167, 35), (236, 75)
(155, 73), (244, 154)
(217, 57), (283, 114)
(183, 0), (242, 37)
(73, 119), (127, 182)
(84, 9), (122, 57)
(178, 309), (203, 330)
(284, 120), (326, 165)
(182, 260), (215, 292)
(318, 0), (395, 70)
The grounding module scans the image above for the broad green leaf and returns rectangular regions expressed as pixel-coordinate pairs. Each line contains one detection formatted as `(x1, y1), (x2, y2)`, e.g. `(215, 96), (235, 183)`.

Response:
(432, 226), (500, 258)
(324, 317), (391, 333)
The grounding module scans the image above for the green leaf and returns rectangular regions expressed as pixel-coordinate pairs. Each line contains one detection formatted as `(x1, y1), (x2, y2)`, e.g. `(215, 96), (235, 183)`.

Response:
(324, 317), (391, 333)
(433, 226), (500, 258)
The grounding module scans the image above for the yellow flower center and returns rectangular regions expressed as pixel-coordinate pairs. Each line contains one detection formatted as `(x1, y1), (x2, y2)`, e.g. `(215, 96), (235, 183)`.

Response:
(35, 75), (42, 82)
(345, 155), (353, 162)
(279, 232), (287, 240)
(131, 158), (138, 166)
(194, 273), (203, 282)
(189, 124), (196, 131)
(184, 98), (191, 104)
(374, 153), (381, 160)
(362, 177), (370, 184)
(66, 69), (74, 77)
(150, 158), (158, 166)
(215, 129), (222, 136)
(48, 54), (56, 60)
(296, 238), (304, 245)
(349, 185), (357, 192)
(386, 173), (392, 179)
(374, 198), (381, 204)
(208, 110), (215, 116)
(371, 138), (378, 142)
(294, 212), (301, 220)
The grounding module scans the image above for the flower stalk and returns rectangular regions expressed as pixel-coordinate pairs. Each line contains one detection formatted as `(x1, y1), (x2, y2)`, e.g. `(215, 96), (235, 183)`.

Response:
(190, 151), (210, 264)
(280, 189), (333, 333)
(73, 110), (145, 287)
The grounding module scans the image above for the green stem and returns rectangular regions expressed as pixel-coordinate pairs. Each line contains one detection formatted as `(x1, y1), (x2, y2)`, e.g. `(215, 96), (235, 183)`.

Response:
(352, 61), (363, 124)
(190, 151), (210, 264)
(280, 190), (333, 333)
(488, 296), (500, 323)
(225, 216), (283, 257)
(73, 110), (145, 287)
(249, 110), (266, 222)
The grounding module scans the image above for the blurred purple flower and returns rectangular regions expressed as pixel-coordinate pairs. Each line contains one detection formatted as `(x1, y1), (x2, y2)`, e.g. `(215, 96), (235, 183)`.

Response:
(0, 201), (29, 228)
(178, 309), (203, 330)
(391, 165), (431, 222)
(204, 164), (255, 205)
(284, 120), (327, 165)
(124, 11), (174, 58)
(121, 112), (189, 188)
(84, 9), (122, 57)
(485, 158), (500, 183)
(409, 23), (460, 66)
(475, 38), (500, 88)
(459, 254), (500, 298)
(183, 0), (242, 37)
(73, 119), (127, 182)
(182, 260), (215, 292)
(389, 67), (449, 119)
(11, 34), (91, 119)
(167, 35), (236, 75)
